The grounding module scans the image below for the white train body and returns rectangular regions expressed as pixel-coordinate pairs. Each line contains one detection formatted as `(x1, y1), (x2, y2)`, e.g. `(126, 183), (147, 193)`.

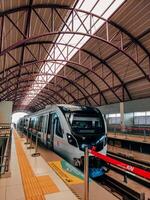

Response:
(19, 104), (107, 177)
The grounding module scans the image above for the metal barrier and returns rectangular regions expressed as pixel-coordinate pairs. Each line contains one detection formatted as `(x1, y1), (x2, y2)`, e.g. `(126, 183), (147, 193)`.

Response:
(108, 125), (150, 141)
(24, 129), (40, 157)
(84, 147), (89, 200)
(89, 149), (150, 180)
(31, 132), (40, 157)
(27, 130), (34, 149)
(0, 125), (12, 176)
(0, 155), (9, 175)
(83, 148), (147, 200)
(24, 128), (30, 145)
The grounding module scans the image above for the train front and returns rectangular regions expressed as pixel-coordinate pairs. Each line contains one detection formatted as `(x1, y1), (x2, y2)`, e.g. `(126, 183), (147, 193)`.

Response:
(60, 105), (107, 178)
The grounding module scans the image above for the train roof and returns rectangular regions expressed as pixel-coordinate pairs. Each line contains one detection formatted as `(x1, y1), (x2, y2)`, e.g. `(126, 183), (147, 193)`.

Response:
(23, 104), (100, 118)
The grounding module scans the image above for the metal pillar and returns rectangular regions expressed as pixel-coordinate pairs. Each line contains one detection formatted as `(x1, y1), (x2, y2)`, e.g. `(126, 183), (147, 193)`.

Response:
(84, 146), (89, 200)
(27, 131), (34, 149)
(123, 173), (127, 183)
(120, 102), (126, 134)
(114, 127), (117, 137)
(24, 129), (30, 145)
(143, 130), (146, 142)
(31, 133), (40, 157)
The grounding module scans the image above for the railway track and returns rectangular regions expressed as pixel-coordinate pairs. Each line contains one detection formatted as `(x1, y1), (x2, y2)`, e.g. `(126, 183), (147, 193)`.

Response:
(107, 151), (150, 170)
(109, 165), (150, 188)
(94, 151), (150, 199)
(106, 152), (150, 188)
(97, 174), (146, 200)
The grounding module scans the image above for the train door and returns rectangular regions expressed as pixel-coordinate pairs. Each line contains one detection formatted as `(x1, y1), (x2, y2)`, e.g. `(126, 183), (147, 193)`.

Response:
(46, 113), (54, 148)
(42, 114), (48, 145)
(36, 116), (43, 140)
(53, 113), (66, 156)
(41, 114), (48, 143)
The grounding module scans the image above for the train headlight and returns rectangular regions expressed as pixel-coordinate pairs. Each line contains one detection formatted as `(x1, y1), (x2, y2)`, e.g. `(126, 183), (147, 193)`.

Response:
(67, 133), (78, 147)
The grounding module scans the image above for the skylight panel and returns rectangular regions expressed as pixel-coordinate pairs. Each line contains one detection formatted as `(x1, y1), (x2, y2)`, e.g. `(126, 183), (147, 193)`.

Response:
(22, 0), (125, 106)
(76, 0), (99, 11)
(92, 0), (114, 16)
(103, 0), (125, 19)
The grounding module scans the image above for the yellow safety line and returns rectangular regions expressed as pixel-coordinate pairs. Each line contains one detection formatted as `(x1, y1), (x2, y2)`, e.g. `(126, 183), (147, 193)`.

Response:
(13, 130), (59, 200)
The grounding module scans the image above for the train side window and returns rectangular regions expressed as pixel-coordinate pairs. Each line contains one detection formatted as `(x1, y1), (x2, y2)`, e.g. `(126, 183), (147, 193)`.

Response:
(35, 117), (39, 131)
(38, 116), (43, 131)
(44, 115), (49, 133)
(47, 114), (52, 135)
(30, 118), (35, 129)
(41, 115), (46, 132)
(55, 117), (63, 138)
(29, 118), (32, 128)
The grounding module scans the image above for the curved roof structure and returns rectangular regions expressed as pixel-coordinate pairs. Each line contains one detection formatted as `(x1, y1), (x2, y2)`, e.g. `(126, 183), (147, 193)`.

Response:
(0, 0), (150, 112)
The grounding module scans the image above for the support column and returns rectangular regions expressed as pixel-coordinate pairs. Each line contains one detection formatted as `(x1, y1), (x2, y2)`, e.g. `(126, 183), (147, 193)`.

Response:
(120, 102), (125, 132)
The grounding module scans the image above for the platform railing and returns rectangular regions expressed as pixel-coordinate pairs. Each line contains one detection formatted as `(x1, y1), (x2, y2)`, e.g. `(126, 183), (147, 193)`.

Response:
(0, 124), (12, 176)
(0, 155), (9, 175)
(108, 125), (150, 141)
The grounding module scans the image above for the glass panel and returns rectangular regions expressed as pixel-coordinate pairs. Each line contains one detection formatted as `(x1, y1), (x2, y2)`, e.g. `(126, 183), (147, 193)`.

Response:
(134, 112), (145, 116)
(146, 116), (150, 124)
(55, 117), (63, 138)
(47, 114), (52, 135)
(109, 114), (116, 117)
(67, 112), (104, 134)
(138, 116), (145, 124)
(110, 113), (121, 117)
(134, 117), (139, 125)
(146, 111), (150, 116)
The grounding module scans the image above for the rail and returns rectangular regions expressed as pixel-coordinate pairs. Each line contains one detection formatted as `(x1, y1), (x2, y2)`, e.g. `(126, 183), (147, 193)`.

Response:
(83, 147), (148, 200)
(0, 155), (9, 175)
(102, 175), (145, 200)
(89, 149), (150, 180)
(107, 151), (150, 171)
(0, 124), (12, 176)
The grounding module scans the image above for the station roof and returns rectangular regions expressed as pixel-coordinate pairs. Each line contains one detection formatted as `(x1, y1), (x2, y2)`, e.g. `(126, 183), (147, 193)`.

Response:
(0, 0), (150, 112)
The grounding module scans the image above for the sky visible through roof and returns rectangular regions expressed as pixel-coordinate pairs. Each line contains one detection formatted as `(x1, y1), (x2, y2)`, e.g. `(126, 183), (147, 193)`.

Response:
(12, 112), (27, 124)
(22, 0), (125, 106)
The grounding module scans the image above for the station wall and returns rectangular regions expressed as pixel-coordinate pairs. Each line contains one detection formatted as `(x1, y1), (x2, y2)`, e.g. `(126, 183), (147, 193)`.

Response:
(0, 101), (13, 124)
(98, 98), (150, 127)
(99, 97), (150, 114)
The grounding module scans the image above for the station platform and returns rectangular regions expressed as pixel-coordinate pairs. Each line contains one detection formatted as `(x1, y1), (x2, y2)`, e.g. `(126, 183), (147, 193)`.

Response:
(0, 129), (79, 200)
(107, 168), (150, 200)
(0, 129), (118, 200)
(108, 145), (150, 164)
(108, 132), (150, 154)
(108, 132), (150, 144)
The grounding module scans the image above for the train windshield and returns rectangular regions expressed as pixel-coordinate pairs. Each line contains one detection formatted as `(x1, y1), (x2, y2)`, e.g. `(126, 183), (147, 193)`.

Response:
(71, 115), (104, 135)
(60, 106), (105, 135)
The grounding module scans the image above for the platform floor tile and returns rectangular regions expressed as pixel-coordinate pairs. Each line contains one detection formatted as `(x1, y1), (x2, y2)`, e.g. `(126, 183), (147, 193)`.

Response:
(6, 185), (25, 200)
(14, 130), (59, 200)
(21, 142), (70, 192)
(45, 191), (79, 200)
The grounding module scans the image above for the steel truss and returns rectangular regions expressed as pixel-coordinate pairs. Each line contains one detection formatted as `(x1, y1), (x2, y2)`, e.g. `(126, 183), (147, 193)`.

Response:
(0, 4), (150, 111)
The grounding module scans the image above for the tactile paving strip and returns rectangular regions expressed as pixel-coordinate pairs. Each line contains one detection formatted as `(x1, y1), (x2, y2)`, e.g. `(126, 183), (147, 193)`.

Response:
(14, 130), (59, 200)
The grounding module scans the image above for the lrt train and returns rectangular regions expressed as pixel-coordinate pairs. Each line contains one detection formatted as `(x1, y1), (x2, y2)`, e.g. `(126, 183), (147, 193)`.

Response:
(18, 104), (108, 178)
